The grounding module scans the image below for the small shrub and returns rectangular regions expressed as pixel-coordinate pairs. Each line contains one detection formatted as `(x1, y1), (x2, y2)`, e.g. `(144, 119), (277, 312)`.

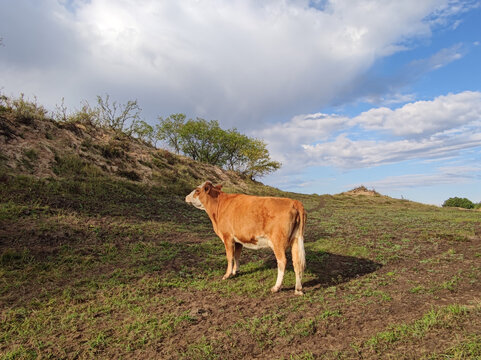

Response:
(81, 138), (93, 150)
(4, 93), (49, 124)
(151, 150), (176, 169)
(23, 148), (38, 161)
(52, 97), (69, 122)
(20, 148), (39, 170)
(0, 248), (33, 266)
(442, 197), (475, 209)
(100, 140), (126, 159)
(151, 156), (166, 169)
(186, 166), (201, 180)
(65, 101), (99, 126)
(53, 154), (103, 178)
(159, 149), (176, 165)
(96, 94), (142, 135)
(117, 170), (141, 181)
(53, 154), (84, 176)
(138, 159), (153, 168)
(0, 94), (10, 113)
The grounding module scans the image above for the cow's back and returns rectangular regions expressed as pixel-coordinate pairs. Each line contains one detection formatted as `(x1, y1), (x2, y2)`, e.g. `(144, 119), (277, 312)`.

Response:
(216, 193), (302, 243)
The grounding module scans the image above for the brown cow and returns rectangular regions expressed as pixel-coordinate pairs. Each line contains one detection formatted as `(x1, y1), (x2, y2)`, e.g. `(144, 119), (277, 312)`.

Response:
(185, 181), (306, 295)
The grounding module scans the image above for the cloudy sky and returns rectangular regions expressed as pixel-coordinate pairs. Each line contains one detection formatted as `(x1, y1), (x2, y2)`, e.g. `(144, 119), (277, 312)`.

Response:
(1, 0), (481, 205)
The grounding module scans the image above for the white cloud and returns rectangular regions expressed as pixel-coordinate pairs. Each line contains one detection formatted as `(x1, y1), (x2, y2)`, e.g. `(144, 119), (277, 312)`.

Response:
(425, 0), (481, 28)
(405, 43), (466, 74)
(261, 91), (481, 170)
(303, 132), (481, 168)
(0, 0), (468, 127)
(256, 112), (349, 161)
(363, 93), (417, 106)
(355, 91), (481, 137)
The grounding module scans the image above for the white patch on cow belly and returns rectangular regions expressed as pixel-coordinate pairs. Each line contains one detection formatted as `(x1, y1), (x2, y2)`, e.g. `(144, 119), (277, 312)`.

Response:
(234, 235), (272, 250)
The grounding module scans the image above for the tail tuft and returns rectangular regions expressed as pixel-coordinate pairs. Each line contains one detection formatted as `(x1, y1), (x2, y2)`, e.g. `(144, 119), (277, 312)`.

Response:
(295, 207), (306, 271)
(298, 235), (306, 271)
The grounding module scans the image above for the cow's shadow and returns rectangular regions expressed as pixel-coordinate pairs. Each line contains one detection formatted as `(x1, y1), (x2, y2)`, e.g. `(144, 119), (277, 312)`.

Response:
(238, 248), (381, 291)
(301, 249), (381, 290)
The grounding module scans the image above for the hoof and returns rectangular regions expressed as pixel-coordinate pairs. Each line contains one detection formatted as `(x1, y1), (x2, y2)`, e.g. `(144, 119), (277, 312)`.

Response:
(271, 286), (280, 293)
(222, 274), (231, 280)
(295, 289), (304, 296)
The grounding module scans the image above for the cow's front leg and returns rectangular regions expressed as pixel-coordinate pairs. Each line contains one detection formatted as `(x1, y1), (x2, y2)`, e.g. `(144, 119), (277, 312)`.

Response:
(222, 237), (235, 280)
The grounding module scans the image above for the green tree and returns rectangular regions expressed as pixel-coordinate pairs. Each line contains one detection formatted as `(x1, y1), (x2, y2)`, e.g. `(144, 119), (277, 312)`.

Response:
(156, 113), (186, 153)
(442, 197), (475, 209)
(240, 138), (281, 180)
(132, 120), (155, 145)
(156, 114), (281, 178)
(222, 129), (251, 171)
(179, 118), (226, 165)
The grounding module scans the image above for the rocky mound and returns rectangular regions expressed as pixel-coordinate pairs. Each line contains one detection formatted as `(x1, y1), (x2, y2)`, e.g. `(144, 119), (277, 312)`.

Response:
(342, 185), (381, 197)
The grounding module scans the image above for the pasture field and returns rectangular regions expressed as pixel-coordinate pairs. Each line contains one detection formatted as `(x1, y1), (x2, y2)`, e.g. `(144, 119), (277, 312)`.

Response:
(1, 173), (481, 359)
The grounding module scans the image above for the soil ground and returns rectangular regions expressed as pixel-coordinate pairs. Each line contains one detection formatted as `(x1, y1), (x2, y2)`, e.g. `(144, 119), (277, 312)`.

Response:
(1, 177), (480, 359)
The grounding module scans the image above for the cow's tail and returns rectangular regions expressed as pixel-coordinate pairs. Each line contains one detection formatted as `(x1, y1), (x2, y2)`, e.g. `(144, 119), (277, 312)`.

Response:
(293, 203), (306, 273)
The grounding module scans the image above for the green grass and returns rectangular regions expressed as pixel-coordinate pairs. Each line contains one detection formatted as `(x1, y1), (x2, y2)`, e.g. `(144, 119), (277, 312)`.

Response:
(436, 334), (481, 359)
(180, 337), (218, 360)
(355, 304), (480, 358)
(1, 172), (481, 359)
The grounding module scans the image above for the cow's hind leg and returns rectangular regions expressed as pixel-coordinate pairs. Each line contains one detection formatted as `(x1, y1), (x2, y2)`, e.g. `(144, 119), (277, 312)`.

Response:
(271, 247), (286, 293)
(233, 243), (242, 276)
(222, 236), (235, 280)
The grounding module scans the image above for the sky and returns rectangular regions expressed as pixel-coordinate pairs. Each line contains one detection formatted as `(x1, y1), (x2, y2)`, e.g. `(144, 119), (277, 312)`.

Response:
(1, 0), (481, 205)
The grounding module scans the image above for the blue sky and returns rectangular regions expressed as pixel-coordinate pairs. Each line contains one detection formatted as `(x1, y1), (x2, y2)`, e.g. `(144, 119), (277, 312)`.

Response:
(1, 0), (481, 205)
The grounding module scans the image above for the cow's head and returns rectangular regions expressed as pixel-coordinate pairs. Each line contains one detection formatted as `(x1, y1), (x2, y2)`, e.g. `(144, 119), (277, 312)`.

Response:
(185, 181), (222, 210)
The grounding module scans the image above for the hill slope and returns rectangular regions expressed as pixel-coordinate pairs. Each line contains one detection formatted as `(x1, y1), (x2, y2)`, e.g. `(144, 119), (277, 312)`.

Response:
(0, 106), (277, 195)
(1, 104), (481, 359)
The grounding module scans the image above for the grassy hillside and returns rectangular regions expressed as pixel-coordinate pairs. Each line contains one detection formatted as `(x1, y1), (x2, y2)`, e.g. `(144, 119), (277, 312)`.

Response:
(1, 106), (481, 359)
(0, 100), (280, 195)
